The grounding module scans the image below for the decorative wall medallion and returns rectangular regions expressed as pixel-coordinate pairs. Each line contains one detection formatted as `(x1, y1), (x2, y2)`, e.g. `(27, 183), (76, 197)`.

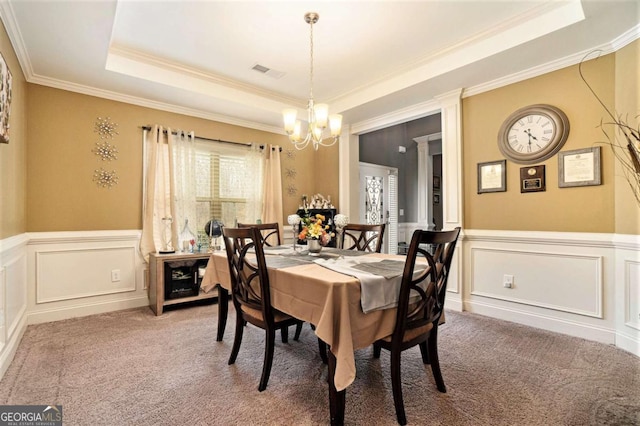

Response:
(94, 116), (119, 139)
(92, 140), (118, 161)
(287, 184), (298, 196)
(93, 168), (119, 188)
(286, 149), (296, 160)
(285, 167), (297, 179)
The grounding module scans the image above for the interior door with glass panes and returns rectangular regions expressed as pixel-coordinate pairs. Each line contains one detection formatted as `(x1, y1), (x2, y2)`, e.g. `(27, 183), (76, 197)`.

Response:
(359, 162), (398, 254)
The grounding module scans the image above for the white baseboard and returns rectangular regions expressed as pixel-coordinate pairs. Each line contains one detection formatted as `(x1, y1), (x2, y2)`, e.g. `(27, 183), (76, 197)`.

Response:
(465, 299), (616, 344)
(616, 331), (640, 357)
(27, 295), (150, 325)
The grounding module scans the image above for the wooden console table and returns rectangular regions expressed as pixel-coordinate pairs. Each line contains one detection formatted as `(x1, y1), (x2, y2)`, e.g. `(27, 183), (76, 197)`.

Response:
(148, 252), (217, 315)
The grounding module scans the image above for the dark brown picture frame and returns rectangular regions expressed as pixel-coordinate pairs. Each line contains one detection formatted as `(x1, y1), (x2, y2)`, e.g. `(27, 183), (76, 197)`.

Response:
(477, 160), (507, 193)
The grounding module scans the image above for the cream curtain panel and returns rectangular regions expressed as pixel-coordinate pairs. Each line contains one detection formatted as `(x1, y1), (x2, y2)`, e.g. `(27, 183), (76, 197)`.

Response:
(139, 126), (196, 262)
(261, 145), (283, 240)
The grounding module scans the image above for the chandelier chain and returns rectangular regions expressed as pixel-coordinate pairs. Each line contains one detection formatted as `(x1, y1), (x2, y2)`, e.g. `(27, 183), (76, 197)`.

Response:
(309, 18), (314, 102)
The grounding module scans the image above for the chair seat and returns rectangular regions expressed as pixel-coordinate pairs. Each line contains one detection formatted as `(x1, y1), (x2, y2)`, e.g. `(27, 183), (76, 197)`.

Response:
(379, 322), (434, 343)
(241, 305), (293, 324)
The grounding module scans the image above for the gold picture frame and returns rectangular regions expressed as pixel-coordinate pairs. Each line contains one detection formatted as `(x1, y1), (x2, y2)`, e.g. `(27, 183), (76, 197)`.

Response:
(0, 51), (11, 144)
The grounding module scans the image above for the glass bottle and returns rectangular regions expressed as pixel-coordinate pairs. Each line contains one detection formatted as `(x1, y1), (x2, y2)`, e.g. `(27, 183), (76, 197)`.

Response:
(179, 219), (196, 253)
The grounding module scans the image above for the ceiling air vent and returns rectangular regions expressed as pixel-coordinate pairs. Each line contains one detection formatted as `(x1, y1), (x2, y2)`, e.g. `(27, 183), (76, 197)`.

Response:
(251, 63), (285, 79)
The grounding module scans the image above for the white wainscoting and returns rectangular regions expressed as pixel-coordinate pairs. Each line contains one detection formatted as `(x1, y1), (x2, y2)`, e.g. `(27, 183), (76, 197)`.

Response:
(0, 234), (28, 379)
(464, 229), (639, 357)
(0, 228), (637, 380)
(614, 233), (640, 356)
(26, 231), (148, 325)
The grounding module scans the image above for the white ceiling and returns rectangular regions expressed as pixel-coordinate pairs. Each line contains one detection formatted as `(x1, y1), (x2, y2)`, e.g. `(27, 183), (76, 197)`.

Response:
(1, 0), (639, 134)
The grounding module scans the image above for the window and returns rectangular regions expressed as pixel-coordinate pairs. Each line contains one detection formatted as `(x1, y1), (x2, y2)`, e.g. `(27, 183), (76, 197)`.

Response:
(140, 127), (265, 260)
(193, 141), (263, 245)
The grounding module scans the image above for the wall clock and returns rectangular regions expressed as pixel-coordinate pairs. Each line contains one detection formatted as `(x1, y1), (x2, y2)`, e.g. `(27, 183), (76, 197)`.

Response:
(497, 104), (570, 164)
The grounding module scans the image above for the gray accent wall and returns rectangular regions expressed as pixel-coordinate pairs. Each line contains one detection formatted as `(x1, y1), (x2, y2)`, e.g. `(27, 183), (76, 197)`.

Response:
(359, 114), (441, 223)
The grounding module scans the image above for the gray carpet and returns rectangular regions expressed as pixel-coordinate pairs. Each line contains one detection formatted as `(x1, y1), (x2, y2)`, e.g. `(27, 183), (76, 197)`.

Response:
(1, 303), (639, 425)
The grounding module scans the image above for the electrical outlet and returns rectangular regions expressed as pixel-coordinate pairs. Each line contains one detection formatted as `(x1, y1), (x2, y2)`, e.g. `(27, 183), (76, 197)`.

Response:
(111, 269), (121, 282)
(503, 274), (514, 288)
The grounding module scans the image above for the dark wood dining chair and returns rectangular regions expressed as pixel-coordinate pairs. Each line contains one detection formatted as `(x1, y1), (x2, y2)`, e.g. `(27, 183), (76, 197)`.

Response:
(237, 222), (302, 342)
(222, 226), (304, 392)
(237, 222), (281, 247)
(373, 227), (461, 425)
(340, 223), (386, 253)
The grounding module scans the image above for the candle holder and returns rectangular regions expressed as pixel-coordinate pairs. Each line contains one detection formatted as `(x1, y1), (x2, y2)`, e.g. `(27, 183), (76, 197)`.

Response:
(334, 214), (349, 249)
(287, 214), (301, 251)
(159, 217), (175, 254)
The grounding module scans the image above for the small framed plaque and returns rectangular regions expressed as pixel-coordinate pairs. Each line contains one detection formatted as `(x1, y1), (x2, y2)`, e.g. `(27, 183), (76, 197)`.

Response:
(558, 147), (601, 188)
(477, 160), (506, 193)
(520, 165), (546, 193)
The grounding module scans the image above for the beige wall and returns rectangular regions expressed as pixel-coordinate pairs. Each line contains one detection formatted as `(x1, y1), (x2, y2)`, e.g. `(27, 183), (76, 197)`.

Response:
(614, 40), (640, 235)
(0, 20), (27, 239)
(463, 54), (616, 233)
(26, 84), (329, 232)
(7, 24), (637, 237)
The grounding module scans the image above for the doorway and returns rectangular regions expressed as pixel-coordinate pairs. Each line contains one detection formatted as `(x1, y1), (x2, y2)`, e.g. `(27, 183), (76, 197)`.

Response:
(359, 162), (398, 254)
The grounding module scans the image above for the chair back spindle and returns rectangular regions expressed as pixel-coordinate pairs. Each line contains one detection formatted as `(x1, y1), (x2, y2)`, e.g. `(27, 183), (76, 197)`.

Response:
(341, 223), (386, 252)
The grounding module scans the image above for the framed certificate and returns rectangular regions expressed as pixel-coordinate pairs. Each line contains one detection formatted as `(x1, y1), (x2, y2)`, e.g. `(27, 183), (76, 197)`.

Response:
(477, 160), (506, 193)
(558, 147), (601, 188)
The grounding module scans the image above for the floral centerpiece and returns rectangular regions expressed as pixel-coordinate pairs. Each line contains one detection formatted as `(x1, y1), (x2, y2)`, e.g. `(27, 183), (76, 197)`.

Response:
(298, 210), (333, 247)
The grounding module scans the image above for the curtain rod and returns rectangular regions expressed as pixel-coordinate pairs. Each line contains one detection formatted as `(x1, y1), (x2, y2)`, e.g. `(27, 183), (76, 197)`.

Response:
(140, 126), (282, 151)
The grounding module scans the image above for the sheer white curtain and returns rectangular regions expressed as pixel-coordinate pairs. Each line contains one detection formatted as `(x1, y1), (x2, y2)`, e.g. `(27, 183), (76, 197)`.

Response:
(244, 144), (264, 223)
(140, 126), (196, 262)
(173, 130), (197, 247)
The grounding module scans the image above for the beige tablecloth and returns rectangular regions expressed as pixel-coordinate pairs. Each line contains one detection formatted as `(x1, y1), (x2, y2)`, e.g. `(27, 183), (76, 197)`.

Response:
(202, 250), (399, 392)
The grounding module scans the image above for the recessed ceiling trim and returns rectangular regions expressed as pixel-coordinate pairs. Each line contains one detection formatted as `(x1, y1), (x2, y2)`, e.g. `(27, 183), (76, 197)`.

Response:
(106, 45), (304, 112)
(330, 0), (586, 114)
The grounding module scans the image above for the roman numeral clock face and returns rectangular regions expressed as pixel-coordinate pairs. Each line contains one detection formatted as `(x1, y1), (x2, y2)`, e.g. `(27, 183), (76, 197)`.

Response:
(498, 104), (570, 164)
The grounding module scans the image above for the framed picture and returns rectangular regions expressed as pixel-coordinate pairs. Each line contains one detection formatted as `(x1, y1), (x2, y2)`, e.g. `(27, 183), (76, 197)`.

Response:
(0, 51), (11, 144)
(477, 160), (506, 193)
(433, 176), (441, 190)
(520, 165), (546, 193)
(558, 147), (601, 188)
(433, 193), (440, 204)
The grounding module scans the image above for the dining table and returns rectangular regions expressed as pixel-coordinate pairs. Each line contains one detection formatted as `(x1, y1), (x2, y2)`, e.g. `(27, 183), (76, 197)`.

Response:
(201, 245), (417, 425)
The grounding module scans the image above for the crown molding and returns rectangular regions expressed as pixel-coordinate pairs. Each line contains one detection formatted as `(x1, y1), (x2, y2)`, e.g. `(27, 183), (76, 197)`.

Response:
(0, 0), (34, 79)
(28, 74), (285, 135)
(350, 99), (441, 135)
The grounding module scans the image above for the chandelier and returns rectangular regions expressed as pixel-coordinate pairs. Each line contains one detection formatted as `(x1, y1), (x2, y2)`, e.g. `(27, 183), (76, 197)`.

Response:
(282, 12), (342, 151)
